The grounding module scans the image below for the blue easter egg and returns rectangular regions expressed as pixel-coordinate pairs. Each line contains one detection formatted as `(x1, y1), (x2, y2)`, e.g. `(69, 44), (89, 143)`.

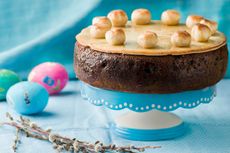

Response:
(0, 69), (20, 101)
(6, 81), (49, 115)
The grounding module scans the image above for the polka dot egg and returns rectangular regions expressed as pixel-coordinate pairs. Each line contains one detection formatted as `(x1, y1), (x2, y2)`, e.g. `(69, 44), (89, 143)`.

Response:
(0, 69), (20, 100)
(7, 81), (49, 115)
(28, 62), (69, 94)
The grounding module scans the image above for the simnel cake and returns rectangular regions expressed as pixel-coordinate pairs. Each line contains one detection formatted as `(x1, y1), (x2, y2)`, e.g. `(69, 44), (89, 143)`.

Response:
(74, 9), (228, 94)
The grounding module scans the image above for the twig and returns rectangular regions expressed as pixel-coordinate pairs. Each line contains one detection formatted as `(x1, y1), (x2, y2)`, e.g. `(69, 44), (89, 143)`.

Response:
(0, 113), (161, 153)
(12, 128), (21, 152)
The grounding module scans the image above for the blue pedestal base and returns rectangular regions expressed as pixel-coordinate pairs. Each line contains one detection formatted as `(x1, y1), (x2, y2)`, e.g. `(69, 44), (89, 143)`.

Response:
(113, 122), (185, 141)
(112, 110), (185, 141)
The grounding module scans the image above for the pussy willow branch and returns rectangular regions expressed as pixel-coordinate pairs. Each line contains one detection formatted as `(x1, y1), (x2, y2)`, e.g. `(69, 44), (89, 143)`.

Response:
(0, 113), (161, 153)
(12, 128), (20, 152)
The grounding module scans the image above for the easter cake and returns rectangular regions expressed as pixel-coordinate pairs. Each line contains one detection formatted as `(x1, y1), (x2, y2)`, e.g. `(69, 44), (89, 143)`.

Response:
(74, 9), (228, 93)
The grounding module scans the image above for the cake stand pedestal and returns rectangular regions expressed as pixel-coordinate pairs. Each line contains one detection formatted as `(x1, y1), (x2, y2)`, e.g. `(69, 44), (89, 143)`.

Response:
(114, 110), (184, 140)
(80, 82), (216, 141)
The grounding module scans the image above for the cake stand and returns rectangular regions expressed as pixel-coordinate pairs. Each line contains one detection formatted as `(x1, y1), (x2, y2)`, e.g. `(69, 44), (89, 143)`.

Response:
(80, 81), (216, 141)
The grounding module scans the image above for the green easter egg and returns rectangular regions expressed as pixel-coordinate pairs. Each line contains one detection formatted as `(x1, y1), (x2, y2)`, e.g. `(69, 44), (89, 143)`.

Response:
(0, 69), (21, 100)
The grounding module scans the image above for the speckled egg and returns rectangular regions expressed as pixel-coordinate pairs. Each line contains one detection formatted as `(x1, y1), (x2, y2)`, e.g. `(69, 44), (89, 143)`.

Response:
(28, 62), (69, 94)
(6, 81), (49, 115)
(0, 69), (21, 101)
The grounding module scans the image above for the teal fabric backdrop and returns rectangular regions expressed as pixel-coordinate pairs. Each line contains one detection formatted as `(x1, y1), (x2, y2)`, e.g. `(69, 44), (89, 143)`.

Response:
(0, 0), (229, 79)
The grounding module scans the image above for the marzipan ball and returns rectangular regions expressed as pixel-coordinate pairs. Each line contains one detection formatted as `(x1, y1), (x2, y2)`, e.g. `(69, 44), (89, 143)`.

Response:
(171, 31), (191, 47)
(191, 23), (211, 42)
(107, 10), (128, 27)
(92, 16), (112, 30)
(131, 8), (151, 25)
(90, 24), (108, 38)
(161, 10), (180, 26)
(105, 28), (126, 45)
(186, 15), (204, 28)
(137, 31), (158, 48)
(200, 19), (218, 35)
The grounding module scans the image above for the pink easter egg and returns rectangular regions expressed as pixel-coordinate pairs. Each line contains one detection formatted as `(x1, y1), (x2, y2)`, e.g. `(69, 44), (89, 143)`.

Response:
(28, 62), (69, 94)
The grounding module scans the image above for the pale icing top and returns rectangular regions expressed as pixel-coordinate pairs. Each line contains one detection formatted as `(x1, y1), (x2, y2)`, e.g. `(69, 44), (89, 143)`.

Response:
(76, 20), (226, 56)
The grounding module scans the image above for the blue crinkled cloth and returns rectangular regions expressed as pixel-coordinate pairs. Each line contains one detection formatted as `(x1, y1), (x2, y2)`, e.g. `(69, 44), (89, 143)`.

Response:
(0, 80), (230, 153)
(0, 0), (230, 79)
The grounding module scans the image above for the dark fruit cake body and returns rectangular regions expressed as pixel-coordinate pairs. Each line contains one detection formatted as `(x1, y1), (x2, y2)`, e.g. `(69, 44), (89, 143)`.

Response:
(75, 43), (227, 93)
